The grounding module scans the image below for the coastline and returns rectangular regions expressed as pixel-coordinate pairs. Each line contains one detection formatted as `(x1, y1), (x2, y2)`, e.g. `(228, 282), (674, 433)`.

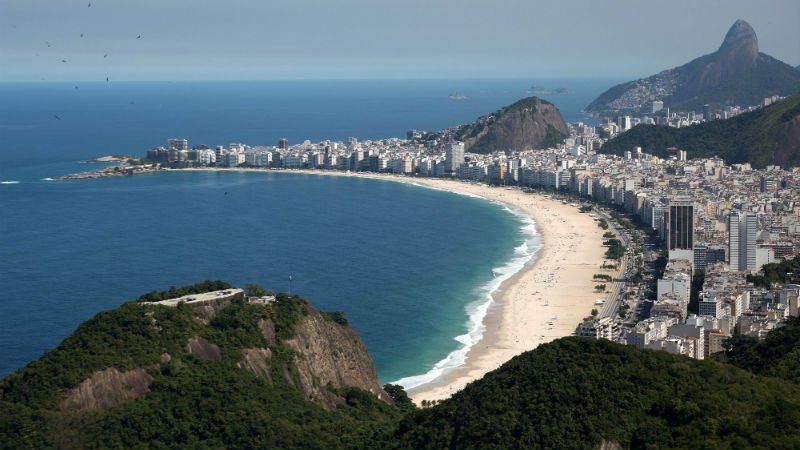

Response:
(171, 167), (608, 403)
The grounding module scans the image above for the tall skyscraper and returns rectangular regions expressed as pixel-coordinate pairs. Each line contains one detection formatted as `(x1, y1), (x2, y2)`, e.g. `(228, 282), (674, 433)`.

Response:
(667, 199), (694, 262)
(444, 142), (464, 177)
(728, 211), (758, 272)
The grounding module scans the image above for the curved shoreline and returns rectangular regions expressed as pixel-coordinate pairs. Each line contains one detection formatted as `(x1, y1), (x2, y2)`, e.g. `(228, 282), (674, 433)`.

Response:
(170, 168), (608, 403)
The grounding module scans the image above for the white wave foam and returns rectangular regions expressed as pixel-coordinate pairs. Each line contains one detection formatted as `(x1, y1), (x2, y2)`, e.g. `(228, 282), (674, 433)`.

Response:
(392, 205), (542, 391)
(41, 177), (54, 181)
(0, 180), (20, 184)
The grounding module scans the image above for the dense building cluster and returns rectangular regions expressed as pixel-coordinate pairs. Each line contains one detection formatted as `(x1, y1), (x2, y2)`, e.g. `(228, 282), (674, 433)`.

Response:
(139, 95), (797, 361)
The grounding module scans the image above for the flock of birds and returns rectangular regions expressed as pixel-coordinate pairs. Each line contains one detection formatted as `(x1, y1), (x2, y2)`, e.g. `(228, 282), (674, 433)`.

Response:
(47, 3), (142, 121)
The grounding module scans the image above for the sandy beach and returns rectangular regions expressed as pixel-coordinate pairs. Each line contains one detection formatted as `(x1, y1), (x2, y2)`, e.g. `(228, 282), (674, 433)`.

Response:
(174, 168), (609, 403)
(394, 177), (608, 403)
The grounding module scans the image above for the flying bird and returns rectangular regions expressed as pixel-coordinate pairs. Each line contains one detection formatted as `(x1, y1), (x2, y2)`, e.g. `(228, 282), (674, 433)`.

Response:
(136, 35), (142, 39)
(105, 77), (109, 82)
(46, 41), (52, 47)
(103, 53), (108, 58)
(80, 33), (84, 38)
(53, 115), (62, 121)
(74, 85), (79, 90)
(61, 59), (67, 63)
(88, 3), (91, 7)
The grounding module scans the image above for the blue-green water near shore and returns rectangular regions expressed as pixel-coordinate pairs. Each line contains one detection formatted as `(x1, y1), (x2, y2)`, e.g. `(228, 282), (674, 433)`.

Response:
(0, 79), (614, 383)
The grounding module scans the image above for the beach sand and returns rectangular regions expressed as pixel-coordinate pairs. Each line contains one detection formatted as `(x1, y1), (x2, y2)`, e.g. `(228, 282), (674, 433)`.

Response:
(399, 178), (608, 404)
(174, 168), (609, 403)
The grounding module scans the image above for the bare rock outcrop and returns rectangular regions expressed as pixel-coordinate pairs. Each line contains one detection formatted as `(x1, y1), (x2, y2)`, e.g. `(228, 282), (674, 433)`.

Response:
(237, 347), (273, 382)
(60, 367), (152, 411)
(185, 336), (221, 360)
(283, 308), (391, 409)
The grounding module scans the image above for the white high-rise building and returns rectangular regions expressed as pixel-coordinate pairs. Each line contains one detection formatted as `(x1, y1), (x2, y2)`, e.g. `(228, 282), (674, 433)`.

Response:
(728, 212), (758, 272)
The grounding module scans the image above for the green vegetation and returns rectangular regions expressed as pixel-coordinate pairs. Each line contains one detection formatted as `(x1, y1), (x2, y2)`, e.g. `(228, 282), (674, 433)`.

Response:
(604, 238), (626, 259)
(385, 338), (800, 449)
(579, 205), (593, 213)
(454, 97), (567, 154)
(597, 218), (609, 230)
(0, 283), (400, 449)
(244, 283), (266, 297)
(593, 274), (613, 282)
(747, 255), (800, 287)
(137, 279), (233, 302)
(322, 311), (349, 326)
(4, 282), (800, 449)
(723, 317), (800, 383)
(600, 93), (800, 168)
(594, 284), (607, 292)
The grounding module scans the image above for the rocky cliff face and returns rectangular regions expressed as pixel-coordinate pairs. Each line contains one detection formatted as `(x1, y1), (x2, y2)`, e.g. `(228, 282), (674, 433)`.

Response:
(587, 20), (800, 113)
(51, 294), (389, 414)
(454, 97), (568, 153)
(284, 308), (392, 408)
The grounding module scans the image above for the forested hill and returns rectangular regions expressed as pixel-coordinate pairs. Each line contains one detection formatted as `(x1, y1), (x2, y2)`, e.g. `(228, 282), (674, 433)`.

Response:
(2, 281), (800, 449)
(599, 92), (800, 168)
(453, 96), (568, 153)
(386, 335), (800, 450)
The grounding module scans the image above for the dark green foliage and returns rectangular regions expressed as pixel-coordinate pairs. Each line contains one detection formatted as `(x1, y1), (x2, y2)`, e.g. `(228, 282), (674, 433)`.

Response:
(454, 97), (567, 154)
(244, 283), (266, 297)
(383, 384), (414, 413)
(137, 280), (233, 302)
(384, 338), (800, 449)
(5, 283), (800, 449)
(724, 316), (800, 383)
(542, 123), (565, 148)
(203, 300), (271, 352)
(0, 285), (401, 449)
(747, 255), (800, 287)
(272, 294), (309, 340)
(0, 302), (201, 409)
(322, 311), (349, 326)
(604, 238), (626, 259)
(600, 93), (800, 168)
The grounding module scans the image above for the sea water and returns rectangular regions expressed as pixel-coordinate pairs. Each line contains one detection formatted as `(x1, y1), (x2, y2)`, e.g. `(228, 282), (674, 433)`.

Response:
(0, 78), (616, 382)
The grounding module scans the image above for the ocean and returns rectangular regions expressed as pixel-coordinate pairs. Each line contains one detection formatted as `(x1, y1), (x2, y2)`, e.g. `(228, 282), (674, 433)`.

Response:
(0, 78), (617, 383)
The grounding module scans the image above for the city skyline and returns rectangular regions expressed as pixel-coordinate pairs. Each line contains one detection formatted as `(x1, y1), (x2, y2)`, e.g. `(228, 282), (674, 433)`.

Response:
(1, 0), (799, 82)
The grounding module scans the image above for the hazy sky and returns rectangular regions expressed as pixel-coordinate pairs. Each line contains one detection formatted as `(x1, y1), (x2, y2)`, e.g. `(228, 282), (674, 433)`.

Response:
(1, 0), (798, 81)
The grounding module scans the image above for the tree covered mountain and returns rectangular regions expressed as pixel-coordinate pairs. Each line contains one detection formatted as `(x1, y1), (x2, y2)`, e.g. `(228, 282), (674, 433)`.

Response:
(599, 93), (800, 168)
(586, 20), (800, 114)
(453, 96), (568, 153)
(2, 282), (800, 449)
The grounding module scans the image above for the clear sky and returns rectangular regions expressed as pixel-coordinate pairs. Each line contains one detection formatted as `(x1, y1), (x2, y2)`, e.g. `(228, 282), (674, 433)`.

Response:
(1, 0), (798, 82)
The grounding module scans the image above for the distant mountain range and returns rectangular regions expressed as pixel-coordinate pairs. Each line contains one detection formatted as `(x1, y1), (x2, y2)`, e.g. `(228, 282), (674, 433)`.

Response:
(452, 96), (568, 153)
(600, 93), (800, 168)
(586, 20), (800, 114)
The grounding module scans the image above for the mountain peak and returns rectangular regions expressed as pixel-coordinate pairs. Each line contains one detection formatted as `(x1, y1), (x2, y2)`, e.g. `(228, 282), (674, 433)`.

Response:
(719, 19), (758, 66)
(585, 18), (800, 113)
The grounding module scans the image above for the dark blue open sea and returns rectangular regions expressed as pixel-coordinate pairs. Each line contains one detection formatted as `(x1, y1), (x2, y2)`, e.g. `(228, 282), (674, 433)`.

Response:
(0, 79), (616, 384)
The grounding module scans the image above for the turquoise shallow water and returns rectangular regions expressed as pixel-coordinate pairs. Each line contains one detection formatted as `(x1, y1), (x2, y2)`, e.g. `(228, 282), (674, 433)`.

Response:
(0, 79), (611, 381)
